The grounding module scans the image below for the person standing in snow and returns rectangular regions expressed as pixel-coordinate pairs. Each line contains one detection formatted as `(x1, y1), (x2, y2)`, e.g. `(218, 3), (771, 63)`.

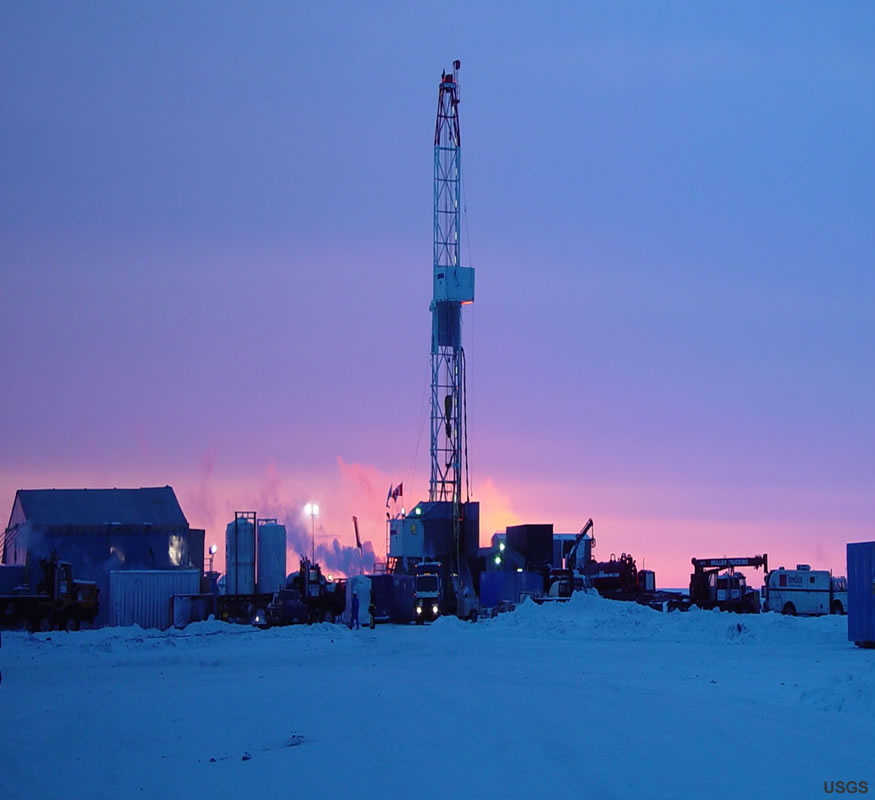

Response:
(368, 599), (376, 629)
(350, 592), (360, 630)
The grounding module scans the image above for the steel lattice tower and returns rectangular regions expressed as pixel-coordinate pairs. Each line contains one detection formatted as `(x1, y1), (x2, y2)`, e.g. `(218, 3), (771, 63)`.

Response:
(429, 60), (474, 505)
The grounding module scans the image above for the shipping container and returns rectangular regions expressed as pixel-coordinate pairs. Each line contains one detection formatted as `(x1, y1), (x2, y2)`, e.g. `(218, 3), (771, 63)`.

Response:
(390, 574), (415, 623)
(847, 542), (875, 647)
(109, 570), (201, 630)
(345, 574), (415, 625)
(506, 524), (553, 569)
(480, 570), (544, 608)
(369, 574), (416, 624)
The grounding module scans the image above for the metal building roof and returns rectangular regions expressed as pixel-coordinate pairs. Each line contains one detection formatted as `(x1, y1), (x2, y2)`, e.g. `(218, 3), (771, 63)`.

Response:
(13, 486), (189, 528)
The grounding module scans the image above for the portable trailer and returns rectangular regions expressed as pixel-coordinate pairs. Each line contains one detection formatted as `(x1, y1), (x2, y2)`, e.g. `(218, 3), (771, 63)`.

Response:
(689, 555), (768, 613)
(762, 564), (848, 616)
(370, 573), (415, 624)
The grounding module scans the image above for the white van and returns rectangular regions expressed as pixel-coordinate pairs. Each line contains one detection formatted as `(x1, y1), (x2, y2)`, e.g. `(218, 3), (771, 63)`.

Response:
(762, 564), (847, 616)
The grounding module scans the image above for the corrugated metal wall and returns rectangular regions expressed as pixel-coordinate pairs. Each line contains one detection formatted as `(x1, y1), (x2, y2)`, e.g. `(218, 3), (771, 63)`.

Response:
(847, 542), (875, 645)
(110, 570), (201, 630)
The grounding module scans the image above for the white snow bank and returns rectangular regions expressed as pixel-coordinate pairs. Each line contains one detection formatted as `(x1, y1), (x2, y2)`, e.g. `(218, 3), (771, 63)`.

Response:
(1, 592), (871, 800)
(477, 590), (848, 648)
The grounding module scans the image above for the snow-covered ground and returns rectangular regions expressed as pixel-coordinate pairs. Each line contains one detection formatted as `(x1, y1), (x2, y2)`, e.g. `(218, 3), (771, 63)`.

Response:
(2, 593), (872, 800)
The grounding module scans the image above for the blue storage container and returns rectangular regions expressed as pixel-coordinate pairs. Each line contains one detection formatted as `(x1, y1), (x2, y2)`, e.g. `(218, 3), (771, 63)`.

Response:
(479, 571), (502, 608)
(390, 574), (415, 624)
(364, 574), (416, 624)
(479, 570), (544, 608)
(847, 541), (875, 647)
(368, 574), (394, 622)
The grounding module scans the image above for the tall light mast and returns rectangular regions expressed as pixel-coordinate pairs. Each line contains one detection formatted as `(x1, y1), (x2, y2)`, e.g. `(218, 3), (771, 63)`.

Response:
(430, 59), (474, 508)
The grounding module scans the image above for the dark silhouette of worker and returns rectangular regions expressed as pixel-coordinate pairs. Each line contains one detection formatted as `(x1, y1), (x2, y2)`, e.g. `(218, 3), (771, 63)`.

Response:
(368, 600), (376, 629)
(350, 593), (360, 630)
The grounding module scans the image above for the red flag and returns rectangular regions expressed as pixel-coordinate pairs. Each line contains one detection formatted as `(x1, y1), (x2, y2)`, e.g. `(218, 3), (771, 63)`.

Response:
(353, 515), (362, 551)
(386, 484), (393, 508)
(391, 482), (403, 502)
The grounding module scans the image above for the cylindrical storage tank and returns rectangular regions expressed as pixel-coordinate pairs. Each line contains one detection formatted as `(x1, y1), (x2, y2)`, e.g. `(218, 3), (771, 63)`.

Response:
(256, 522), (287, 595)
(225, 518), (255, 595)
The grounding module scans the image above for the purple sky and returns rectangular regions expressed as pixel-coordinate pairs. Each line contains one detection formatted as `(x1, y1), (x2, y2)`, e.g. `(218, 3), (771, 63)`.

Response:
(2, 2), (873, 585)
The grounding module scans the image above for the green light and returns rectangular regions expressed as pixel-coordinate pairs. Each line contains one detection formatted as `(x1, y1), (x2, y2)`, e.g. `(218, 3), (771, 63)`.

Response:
(499, 542), (505, 552)
(494, 555), (501, 565)
(415, 507), (422, 516)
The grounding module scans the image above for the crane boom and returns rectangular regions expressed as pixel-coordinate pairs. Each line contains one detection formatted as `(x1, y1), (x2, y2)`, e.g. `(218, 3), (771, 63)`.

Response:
(566, 518), (594, 572)
(691, 556), (769, 573)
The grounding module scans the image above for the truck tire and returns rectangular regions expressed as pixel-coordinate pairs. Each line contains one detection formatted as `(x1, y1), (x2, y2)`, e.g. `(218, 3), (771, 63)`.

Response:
(34, 610), (54, 632)
(63, 612), (80, 632)
(782, 603), (796, 616)
(831, 600), (844, 615)
(469, 609), (478, 623)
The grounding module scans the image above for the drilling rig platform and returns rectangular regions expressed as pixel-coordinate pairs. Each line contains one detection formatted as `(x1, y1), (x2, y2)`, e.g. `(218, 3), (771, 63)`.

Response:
(387, 60), (480, 620)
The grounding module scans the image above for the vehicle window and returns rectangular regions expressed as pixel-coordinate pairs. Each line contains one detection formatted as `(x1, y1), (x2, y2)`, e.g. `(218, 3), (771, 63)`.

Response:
(416, 575), (439, 593)
(810, 576), (815, 584)
(779, 574), (786, 587)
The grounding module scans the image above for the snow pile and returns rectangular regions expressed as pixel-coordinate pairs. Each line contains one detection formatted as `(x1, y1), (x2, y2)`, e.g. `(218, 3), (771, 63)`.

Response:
(1, 593), (871, 800)
(478, 591), (847, 647)
(799, 662), (875, 713)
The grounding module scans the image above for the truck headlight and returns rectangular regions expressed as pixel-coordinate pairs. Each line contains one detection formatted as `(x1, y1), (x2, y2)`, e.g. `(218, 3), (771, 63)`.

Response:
(432, 605), (439, 615)
(416, 606), (422, 614)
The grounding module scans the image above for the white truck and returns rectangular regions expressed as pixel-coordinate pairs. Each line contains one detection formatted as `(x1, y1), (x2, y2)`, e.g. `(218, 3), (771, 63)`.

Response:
(762, 564), (848, 616)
